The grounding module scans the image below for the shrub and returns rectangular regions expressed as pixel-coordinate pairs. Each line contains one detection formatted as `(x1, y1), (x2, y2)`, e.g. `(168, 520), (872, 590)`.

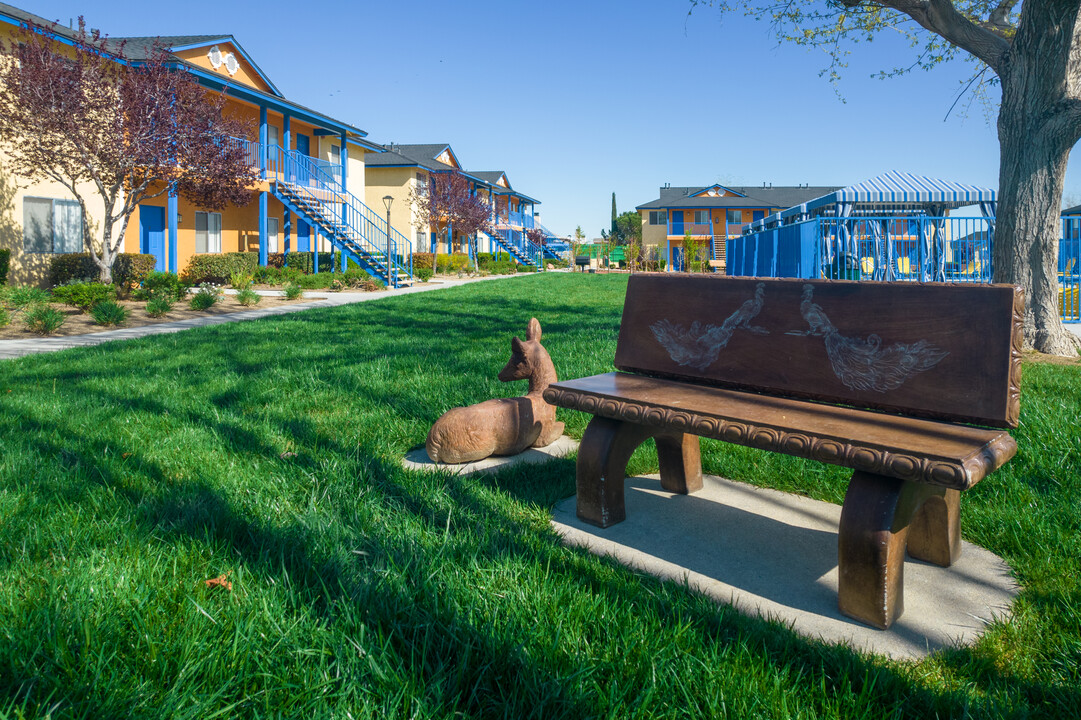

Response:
(229, 271), (254, 289)
(51, 281), (117, 312)
(134, 271), (188, 302)
(0, 307), (8, 327)
(282, 283), (303, 300)
(340, 269), (367, 288)
(268, 252), (335, 274)
(23, 304), (65, 335)
(415, 267), (433, 282)
(0, 248), (10, 285)
(254, 266), (303, 286)
(180, 253), (258, 285)
(412, 252), (435, 271)
(235, 288), (262, 306)
(360, 277), (385, 292)
(49, 253), (156, 289)
(145, 295), (173, 317)
(4, 285), (51, 309)
(189, 283), (222, 310)
(435, 253), (470, 274)
(90, 300), (129, 327)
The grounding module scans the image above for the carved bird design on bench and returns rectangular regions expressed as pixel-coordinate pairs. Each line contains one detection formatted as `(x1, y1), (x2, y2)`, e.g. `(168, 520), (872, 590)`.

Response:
(795, 284), (949, 392)
(650, 282), (769, 371)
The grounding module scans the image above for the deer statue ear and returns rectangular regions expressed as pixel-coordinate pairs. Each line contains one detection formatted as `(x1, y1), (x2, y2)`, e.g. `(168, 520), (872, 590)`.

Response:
(526, 317), (541, 342)
(511, 337), (524, 354)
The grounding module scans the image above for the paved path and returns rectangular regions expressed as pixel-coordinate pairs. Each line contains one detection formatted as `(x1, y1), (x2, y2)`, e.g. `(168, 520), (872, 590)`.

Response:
(0, 274), (531, 360)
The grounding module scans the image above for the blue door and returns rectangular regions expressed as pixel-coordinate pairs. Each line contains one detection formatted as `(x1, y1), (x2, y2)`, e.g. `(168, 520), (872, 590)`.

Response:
(671, 210), (684, 236)
(295, 133), (310, 185)
(297, 220), (311, 252)
(139, 205), (166, 272)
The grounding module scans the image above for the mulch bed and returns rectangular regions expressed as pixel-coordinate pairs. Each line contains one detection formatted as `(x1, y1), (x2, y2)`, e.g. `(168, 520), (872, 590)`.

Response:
(0, 294), (320, 340)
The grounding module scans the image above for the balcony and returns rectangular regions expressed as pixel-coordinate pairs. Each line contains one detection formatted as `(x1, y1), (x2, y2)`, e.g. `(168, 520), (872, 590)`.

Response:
(227, 137), (342, 188)
(666, 221), (749, 237)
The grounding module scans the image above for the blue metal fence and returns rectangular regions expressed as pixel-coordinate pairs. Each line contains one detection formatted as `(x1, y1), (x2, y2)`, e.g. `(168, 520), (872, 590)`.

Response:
(730, 217), (993, 284)
(731, 215), (1081, 322)
(1063, 218), (1080, 322)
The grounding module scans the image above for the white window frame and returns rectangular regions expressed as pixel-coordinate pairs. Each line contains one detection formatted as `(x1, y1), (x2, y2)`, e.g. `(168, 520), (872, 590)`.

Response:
(195, 211), (222, 253)
(268, 217), (279, 253)
(23, 197), (82, 254)
(648, 210), (667, 226)
(694, 210), (710, 225)
(726, 210), (742, 224)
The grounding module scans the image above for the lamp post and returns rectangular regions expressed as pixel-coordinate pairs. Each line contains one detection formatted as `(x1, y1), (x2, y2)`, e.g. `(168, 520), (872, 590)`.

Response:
(382, 195), (394, 288)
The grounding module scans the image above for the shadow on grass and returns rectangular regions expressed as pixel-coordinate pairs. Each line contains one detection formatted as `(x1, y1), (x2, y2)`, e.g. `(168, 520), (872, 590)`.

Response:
(0, 276), (1077, 717)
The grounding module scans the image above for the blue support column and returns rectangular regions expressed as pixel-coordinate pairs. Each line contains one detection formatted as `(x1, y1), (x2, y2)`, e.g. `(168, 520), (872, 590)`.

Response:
(341, 247), (347, 273)
(284, 209), (292, 265)
(339, 132), (348, 191)
(314, 232), (320, 274)
(283, 114), (291, 183)
(167, 187), (178, 273)
(258, 191), (268, 267)
(259, 106), (267, 180)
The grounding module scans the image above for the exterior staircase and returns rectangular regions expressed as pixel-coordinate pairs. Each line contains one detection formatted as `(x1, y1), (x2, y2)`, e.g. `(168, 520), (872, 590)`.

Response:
(490, 227), (542, 268)
(267, 148), (413, 287)
(713, 234), (727, 267)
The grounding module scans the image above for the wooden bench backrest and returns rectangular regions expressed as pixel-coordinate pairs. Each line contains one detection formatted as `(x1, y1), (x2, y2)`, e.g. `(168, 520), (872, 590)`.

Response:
(614, 275), (1023, 428)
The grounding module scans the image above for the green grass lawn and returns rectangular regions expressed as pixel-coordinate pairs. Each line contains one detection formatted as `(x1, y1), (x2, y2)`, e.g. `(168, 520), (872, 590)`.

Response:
(0, 272), (1077, 718)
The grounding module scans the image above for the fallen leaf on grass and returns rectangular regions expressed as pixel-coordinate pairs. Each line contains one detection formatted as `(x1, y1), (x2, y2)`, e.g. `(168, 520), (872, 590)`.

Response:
(279, 451), (297, 459)
(205, 573), (232, 591)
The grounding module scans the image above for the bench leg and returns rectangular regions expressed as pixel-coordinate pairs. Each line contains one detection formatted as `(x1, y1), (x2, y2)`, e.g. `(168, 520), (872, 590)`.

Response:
(907, 487), (962, 567)
(837, 471), (956, 629)
(576, 417), (655, 528)
(575, 419), (703, 528)
(656, 432), (703, 495)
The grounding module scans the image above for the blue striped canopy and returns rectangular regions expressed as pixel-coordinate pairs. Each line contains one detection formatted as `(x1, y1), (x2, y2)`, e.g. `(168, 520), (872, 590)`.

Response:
(744, 171), (997, 234)
(807, 171), (996, 211)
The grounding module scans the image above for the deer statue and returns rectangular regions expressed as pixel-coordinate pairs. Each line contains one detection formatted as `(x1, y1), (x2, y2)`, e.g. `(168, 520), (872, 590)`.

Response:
(426, 318), (564, 464)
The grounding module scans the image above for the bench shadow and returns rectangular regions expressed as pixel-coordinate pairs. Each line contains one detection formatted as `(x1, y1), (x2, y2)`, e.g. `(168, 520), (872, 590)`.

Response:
(556, 475), (841, 617)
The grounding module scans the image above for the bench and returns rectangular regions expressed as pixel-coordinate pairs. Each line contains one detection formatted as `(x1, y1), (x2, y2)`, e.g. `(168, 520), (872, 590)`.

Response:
(544, 275), (1022, 629)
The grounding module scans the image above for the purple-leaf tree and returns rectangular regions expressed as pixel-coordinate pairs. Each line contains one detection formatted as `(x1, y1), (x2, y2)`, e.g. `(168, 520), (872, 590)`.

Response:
(411, 170), (493, 269)
(0, 18), (257, 283)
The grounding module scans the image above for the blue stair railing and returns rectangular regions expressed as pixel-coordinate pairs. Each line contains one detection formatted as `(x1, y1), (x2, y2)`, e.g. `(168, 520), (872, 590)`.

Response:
(491, 227), (542, 269)
(266, 146), (413, 286)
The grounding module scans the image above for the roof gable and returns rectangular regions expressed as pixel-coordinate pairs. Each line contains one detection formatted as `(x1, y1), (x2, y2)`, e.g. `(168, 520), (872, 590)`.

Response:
(160, 38), (280, 96)
(690, 184), (745, 198)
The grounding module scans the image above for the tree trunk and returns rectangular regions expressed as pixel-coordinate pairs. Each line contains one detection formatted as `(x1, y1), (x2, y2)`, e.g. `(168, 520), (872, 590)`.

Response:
(993, 2), (1081, 356)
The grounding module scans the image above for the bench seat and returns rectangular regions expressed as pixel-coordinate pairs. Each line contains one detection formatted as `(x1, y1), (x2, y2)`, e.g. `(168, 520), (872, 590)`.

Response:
(545, 372), (1016, 491)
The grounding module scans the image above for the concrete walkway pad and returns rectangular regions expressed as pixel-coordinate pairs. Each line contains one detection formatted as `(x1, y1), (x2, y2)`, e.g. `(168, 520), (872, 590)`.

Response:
(551, 473), (1018, 660)
(403, 435), (578, 475)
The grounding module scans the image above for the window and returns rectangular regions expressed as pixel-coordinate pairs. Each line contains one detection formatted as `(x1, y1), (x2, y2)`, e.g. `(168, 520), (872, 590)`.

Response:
(693, 210), (709, 225)
(195, 211), (222, 253)
(268, 217), (279, 253)
(267, 125), (279, 148)
(726, 210), (742, 224)
(330, 144), (341, 165)
(23, 197), (82, 253)
(648, 211), (667, 225)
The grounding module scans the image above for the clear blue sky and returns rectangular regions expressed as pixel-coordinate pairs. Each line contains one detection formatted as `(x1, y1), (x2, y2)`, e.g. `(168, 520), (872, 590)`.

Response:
(23, 0), (1081, 238)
